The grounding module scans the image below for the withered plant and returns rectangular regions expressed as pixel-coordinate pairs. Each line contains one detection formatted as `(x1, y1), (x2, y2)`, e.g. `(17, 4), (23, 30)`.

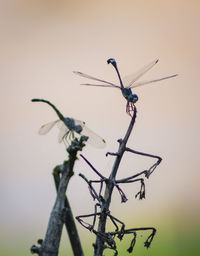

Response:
(30, 58), (176, 256)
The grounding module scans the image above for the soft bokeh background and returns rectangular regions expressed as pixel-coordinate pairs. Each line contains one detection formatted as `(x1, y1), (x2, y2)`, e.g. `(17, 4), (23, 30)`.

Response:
(1, 0), (200, 255)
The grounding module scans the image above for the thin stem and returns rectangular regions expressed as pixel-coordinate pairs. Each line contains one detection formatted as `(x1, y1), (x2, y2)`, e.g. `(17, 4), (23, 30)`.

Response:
(110, 106), (137, 180)
(79, 173), (102, 203)
(116, 170), (147, 183)
(80, 154), (105, 180)
(94, 106), (137, 256)
(125, 147), (162, 163)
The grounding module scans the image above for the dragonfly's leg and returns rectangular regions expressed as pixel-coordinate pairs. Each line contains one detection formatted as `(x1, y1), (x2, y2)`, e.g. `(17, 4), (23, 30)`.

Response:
(126, 101), (134, 117)
(62, 131), (69, 146)
(68, 131), (76, 144)
(130, 102), (134, 116)
(71, 131), (75, 139)
(63, 132), (71, 146)
(126, 101), (130, 116)
(125, 147), (162, 178)
(69, 131), (73, 142)
(63, 137), (67, 147)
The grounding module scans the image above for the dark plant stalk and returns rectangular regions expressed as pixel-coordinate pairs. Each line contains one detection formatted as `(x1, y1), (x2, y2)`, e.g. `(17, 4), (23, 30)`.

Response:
(31, 137), (87, 256)
(53, 168), (84, 256)
(39, 161), (72, 256)
(94, 105), (137, 256)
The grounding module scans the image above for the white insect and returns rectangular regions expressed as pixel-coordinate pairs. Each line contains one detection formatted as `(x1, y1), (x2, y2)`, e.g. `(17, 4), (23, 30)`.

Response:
(32, 99), (106, 148)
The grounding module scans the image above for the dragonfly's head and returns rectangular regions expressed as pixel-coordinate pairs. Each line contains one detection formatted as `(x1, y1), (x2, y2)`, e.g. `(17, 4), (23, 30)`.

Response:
(74, 125), (82, 134)
(128, 94), (138, 103)
(107, 58), (117, 68)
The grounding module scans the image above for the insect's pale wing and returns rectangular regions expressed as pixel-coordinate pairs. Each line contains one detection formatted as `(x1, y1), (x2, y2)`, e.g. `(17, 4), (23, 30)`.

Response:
(81, 83), (120, 88)
(57, 120), (70, 143)
(75, 120), (106, 148)
(128, 74), (178, 89)
(38, 120), (59, 135)
(123, 59), (159, 88)
(73, 71), (119, 87)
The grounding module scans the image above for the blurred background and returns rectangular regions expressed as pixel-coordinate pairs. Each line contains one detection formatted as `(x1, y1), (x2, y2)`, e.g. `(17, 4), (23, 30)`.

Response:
(1, 0), (200, 255)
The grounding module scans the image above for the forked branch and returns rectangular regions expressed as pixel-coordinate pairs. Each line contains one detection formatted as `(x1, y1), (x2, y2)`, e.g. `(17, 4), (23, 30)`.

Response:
(77, 105), (161, 256)
(30, 137), (87, 256)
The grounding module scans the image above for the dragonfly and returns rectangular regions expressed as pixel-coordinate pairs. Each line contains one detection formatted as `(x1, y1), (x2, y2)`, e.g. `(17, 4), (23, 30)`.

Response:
(32, 99), (106, 148)
(74, 58), (178, 116)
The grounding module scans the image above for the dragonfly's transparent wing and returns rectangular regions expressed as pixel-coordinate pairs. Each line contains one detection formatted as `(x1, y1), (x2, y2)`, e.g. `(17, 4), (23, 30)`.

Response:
(38, 120), (59, 135)
(123, 59), (159, 88)
(81, 83), (120, 88)
(73, 71), (119, 87)
(128, 74), (178, 89)
(57, 120), (70, 143)
(75, 120), (106, 148)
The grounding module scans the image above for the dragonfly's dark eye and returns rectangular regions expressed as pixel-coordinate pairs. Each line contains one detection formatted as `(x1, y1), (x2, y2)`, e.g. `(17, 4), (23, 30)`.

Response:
(128, 94), (138, 103)
(75, 125), (82, 134)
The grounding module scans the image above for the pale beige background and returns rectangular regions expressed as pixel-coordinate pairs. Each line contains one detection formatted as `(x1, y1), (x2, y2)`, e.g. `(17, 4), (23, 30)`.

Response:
(1, 0), (199, 254)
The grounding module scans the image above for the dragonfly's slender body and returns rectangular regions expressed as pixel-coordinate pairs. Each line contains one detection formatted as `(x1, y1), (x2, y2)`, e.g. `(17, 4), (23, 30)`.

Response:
(74, 58), (177, 116)
(32, 99), (106, 148)
(107, 58), (138, 114)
